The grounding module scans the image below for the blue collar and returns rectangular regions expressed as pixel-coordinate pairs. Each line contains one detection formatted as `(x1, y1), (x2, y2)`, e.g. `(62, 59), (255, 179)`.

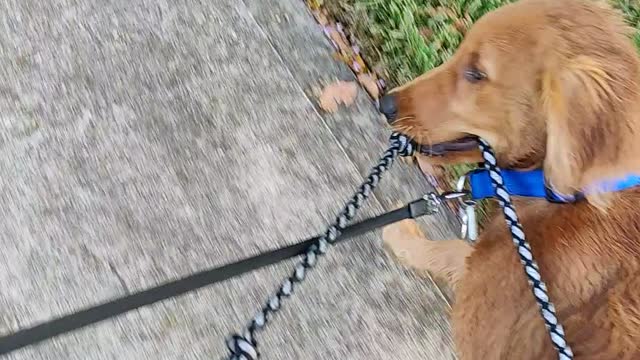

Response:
(468, 168), (640, 203)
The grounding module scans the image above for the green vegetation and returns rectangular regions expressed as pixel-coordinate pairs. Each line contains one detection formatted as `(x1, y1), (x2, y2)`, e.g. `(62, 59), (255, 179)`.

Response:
(617, 0), (640, 48)
(325, 0), (640, 86)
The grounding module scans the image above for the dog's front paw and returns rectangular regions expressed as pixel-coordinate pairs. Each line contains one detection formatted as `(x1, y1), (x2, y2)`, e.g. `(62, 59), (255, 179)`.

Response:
(382, 219), (432, 270)
(383, 219), (472, 287)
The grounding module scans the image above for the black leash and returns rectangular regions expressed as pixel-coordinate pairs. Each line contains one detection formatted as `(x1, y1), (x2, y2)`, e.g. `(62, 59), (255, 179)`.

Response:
(2, 133), (571, 360)
(0, 192), (437, 356)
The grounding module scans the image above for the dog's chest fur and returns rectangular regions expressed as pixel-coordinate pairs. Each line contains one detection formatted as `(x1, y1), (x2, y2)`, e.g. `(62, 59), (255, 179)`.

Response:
(451, 192), (640, 359)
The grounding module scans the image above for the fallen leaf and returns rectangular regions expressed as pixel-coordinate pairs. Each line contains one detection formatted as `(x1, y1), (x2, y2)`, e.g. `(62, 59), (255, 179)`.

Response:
(318, 81), (358, 113)
(351, 54), (367, 73)
(306, 0), (323, 11)
(312, 9), (329, 26)
(326, 26), (351, 54)
(357, 73), (380, 99)
(332, 52), (349, 63)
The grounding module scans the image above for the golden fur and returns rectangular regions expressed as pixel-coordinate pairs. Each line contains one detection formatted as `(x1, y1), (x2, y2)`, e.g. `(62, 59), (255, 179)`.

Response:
(382, 0), (640, 358)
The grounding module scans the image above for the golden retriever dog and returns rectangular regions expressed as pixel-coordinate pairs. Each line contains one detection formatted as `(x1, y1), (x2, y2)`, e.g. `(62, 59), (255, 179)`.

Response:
(378, 0), (640, 358)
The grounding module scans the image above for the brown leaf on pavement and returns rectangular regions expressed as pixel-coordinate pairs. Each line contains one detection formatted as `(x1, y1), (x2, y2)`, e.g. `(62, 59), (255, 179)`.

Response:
(306, 0), (324, 11)
(312, 9), (329, 26)
(318, 81), (358, 113)
(357, 73), (380, 99)
(326, 26), (351, 54)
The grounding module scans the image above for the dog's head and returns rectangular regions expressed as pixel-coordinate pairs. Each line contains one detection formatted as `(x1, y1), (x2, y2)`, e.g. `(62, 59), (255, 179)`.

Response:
(383, 0), (640, 195)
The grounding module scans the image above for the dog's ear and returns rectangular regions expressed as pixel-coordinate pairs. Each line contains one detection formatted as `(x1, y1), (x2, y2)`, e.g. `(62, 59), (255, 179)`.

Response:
(541, 55), (626, 195)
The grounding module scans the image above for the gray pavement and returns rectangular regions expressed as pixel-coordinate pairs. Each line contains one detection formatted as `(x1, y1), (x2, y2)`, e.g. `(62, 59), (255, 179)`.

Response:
(0, 0), (459, 358)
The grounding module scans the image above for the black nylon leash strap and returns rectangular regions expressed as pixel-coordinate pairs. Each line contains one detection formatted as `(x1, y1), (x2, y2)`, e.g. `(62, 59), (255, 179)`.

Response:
(0, 196), (435, 356)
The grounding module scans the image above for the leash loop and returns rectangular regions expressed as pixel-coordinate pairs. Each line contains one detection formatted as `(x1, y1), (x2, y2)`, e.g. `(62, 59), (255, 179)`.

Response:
(225, 133), (414, 359)
(478, 139), (574, 360)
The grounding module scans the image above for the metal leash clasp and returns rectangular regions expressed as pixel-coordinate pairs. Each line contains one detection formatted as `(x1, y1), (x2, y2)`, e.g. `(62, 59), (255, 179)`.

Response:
(455, 175), (478, 242)
(423, 192), (442, 214)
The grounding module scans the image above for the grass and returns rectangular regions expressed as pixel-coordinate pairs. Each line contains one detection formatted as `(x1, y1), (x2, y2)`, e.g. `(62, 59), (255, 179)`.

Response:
(323, 0), (640, 225)
(325, 0), (640, 86)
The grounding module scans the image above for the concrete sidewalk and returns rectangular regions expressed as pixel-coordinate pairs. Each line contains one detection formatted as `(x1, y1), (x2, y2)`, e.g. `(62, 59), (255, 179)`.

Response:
(0, 0), (459, 358)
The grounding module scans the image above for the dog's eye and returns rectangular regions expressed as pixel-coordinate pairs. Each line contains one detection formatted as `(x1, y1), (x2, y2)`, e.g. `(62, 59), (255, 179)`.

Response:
(463, 68), (487, 83)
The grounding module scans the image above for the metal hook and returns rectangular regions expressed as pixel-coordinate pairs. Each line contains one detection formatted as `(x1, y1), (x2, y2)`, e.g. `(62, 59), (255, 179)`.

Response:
(453, 174), (478, 241)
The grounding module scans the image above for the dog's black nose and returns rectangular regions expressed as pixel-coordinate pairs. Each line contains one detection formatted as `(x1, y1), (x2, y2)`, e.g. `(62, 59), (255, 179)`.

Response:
(379, 94), (397, 123)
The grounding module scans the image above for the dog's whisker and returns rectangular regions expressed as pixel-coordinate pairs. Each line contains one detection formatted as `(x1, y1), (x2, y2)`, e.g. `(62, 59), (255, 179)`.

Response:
(393, 124), (412, 133)
(392, 122), (425, 144)
(393, 116), (416, 124)
(390, 117), (417, 137)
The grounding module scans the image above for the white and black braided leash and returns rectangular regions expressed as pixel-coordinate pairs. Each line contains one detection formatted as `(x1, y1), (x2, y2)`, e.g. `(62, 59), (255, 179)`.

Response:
(225, 133), (415, 360)
(478, 139), (574, 360)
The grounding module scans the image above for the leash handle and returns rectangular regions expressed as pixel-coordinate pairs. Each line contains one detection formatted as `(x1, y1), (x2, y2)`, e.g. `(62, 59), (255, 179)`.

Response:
(478, 139), (574, 360)
(225, 133), (415, 360)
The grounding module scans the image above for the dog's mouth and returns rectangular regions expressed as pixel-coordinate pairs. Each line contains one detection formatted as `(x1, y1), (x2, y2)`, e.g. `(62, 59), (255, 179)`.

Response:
(417, 136), (479, 156)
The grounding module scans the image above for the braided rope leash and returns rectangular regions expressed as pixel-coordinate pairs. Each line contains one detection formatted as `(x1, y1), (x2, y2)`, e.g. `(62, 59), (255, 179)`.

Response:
(478, 139), (574, 360)
(225, 133), (415, 360)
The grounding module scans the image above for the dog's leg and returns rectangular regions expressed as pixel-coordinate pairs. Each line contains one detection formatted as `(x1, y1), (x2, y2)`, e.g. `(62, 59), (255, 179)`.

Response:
(382, 219), (472, 287)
